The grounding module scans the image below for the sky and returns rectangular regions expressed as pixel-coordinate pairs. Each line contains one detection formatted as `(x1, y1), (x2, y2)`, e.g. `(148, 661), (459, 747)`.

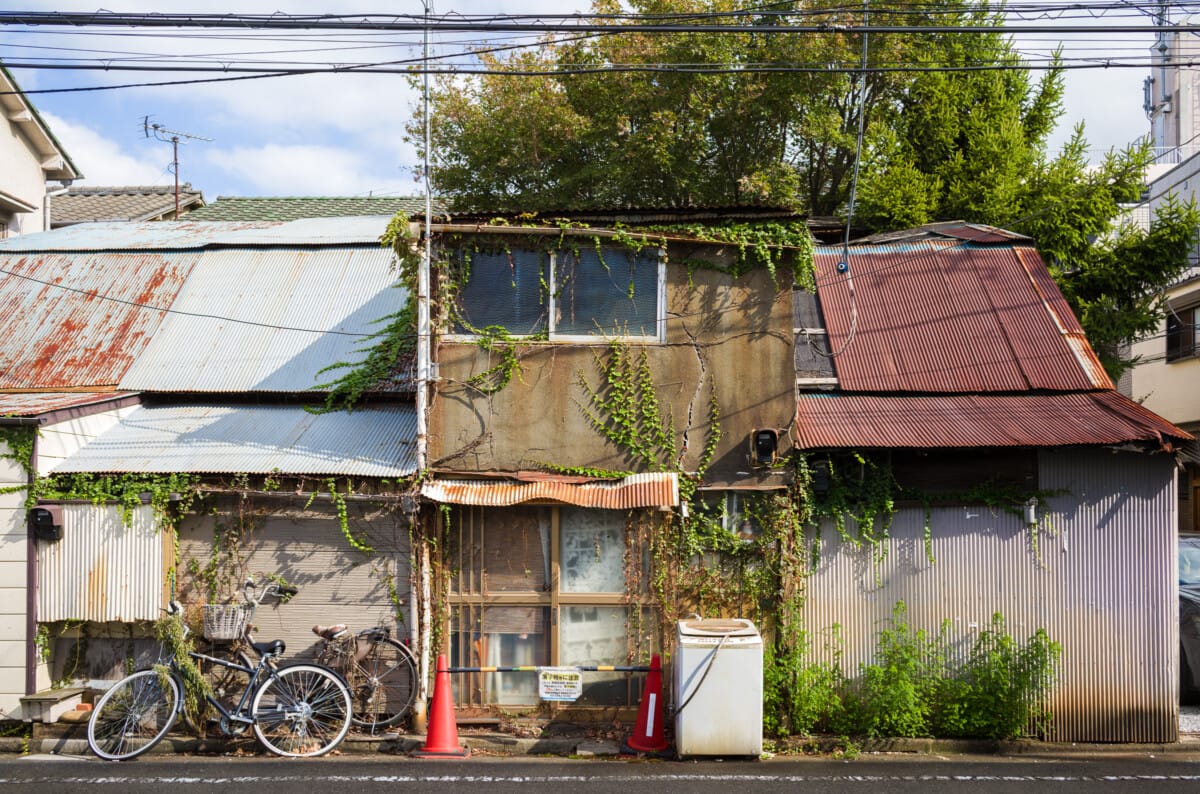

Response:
(0, 2), (1164, 202)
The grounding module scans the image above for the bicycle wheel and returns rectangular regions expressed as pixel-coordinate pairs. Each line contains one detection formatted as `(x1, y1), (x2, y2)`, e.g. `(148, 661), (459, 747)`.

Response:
(87, 669), (181, 761)
(347, 636), (418, 732)
(250, 663), (352, 757)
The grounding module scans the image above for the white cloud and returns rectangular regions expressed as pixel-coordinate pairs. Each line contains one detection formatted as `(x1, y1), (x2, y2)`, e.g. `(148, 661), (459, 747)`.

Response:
(204, 143), (412, 196)
(40, 111), (173, 186)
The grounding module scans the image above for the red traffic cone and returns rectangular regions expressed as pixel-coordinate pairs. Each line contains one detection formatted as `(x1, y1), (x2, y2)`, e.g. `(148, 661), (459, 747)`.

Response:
(625, 653), (669, 754)
(412, 654), (469, 758)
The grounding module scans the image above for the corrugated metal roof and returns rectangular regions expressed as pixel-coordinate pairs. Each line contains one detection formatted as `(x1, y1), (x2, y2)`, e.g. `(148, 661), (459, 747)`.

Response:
(794, 392), (1191, 449)
(0, 250), (200, 389)
(814, 239), (1110, 393)
(0, 221), (275, 251)
(421, 472), (679, 508)
(0, 392), (136, 417)
(49, 404), (417, 476)
(0, 217), (391, 252)
(118, 246), (404, 392)
(187, 196), (438, 222)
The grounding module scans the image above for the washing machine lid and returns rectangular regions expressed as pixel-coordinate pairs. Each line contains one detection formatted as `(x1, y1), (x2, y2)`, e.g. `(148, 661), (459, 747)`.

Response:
(677, 618), (758, 637)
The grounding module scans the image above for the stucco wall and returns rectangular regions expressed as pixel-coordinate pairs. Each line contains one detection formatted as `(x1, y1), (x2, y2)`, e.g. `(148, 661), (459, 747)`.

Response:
(0, 114), (50, 236)
(432, 258), (795, 485)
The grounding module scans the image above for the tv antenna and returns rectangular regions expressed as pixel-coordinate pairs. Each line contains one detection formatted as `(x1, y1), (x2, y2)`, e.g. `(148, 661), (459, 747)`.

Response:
(142, 116), (212, 219)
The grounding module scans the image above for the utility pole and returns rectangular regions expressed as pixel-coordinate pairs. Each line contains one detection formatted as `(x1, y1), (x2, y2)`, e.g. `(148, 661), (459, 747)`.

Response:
(142, 117), (212, 218)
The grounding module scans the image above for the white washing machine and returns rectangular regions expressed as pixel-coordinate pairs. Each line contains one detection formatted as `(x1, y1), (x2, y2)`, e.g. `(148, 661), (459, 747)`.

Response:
(673, 618), (762, 757)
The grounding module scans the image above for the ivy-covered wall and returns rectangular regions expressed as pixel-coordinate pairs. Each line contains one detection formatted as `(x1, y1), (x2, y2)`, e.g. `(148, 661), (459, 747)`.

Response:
(432, 251), (795, 482)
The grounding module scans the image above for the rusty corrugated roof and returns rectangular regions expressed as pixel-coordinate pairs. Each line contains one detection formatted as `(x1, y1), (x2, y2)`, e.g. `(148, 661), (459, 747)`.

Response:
(0, 251), (200, 389)
(794, 392), (1191, 449)
(814, 235), (1110, 393)
(0, 392), (136, 417)
(420, 472), (679, 509)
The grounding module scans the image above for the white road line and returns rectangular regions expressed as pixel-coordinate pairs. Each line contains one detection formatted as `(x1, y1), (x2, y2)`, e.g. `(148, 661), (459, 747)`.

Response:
(3, 774), (1200, 785)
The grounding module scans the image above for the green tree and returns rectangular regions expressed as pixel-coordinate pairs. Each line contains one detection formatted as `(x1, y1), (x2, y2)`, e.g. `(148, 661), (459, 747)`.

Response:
(412, 0), (1199, 377)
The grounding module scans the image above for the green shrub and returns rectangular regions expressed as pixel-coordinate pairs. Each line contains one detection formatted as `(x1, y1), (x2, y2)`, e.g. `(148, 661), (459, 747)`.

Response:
(763, 602), (1061, 741)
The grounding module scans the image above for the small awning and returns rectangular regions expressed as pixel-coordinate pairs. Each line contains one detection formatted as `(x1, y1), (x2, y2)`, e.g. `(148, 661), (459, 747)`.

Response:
(421, 472), (679, 509)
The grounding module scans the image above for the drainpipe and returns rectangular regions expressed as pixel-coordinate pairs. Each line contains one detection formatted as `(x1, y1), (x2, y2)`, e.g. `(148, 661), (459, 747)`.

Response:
(16, 418), (41, 697)
(408, 0), (434, 735)
(43, 180), (72, 232)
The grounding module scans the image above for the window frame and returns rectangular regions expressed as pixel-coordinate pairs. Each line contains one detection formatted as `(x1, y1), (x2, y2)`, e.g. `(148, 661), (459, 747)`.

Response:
(445, 505), (653, 708)
(1168, 304), (1198, 363)
(445, 246), (666, 344)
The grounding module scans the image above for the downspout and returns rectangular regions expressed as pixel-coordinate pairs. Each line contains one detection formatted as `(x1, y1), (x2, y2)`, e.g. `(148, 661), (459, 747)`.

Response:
(43, 181), (72, 232)
(409, 0), (434, 734)
(22, 419), (40, 697)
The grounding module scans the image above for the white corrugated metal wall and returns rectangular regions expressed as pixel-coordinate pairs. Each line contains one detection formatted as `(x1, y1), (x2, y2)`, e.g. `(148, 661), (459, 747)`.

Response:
(802, 447), (1177, 743)
(37, 504), (166, 622)
(177, 496), (412, 664)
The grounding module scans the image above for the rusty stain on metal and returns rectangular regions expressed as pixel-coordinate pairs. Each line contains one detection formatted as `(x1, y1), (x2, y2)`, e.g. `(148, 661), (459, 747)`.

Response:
(813, 231), (1102, 393)
(795, 391), (1191, 449)
(421, 473), (679, 509)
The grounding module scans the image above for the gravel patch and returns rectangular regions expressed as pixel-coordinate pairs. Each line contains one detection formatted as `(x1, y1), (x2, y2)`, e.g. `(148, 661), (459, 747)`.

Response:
(1180, 705), (1200, 734)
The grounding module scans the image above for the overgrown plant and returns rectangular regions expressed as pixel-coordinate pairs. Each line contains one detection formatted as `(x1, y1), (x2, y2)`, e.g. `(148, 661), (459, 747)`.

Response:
(763, 601), (1062, 740)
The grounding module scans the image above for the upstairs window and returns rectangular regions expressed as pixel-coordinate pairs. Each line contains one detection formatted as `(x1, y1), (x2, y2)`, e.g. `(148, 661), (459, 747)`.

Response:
(452, 245), (663, 341)
(1167, 306), (1197, 362)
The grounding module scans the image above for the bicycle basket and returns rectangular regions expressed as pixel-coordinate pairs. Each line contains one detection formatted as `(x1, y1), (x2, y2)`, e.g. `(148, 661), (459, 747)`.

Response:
(202, 604), (249, 641)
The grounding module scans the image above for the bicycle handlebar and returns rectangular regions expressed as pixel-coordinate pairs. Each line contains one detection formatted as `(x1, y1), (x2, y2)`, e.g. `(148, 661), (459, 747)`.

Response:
(242, 577), (300, 607)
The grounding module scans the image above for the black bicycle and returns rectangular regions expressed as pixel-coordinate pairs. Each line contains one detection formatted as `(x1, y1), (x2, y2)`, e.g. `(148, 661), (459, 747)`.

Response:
(311, 621), (418, 733)
(87, 580), (353, 761)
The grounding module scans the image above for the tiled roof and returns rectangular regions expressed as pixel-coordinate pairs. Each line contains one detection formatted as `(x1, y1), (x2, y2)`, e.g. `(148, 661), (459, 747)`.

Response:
(187, 196), (442, 221)
(52, 185), (205, 225)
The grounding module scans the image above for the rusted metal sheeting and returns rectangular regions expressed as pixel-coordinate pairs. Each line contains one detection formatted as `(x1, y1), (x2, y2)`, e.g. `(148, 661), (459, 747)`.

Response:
(795, 391), (1190, 449)
(814, 241), (1099, 393)
(422, 472), (679, 509)
(0, 392), (133, 417)
(49, 404), (417, 476)
(119, 246), (402, 392)
(801, 448), (1176, 743)
(38, 504), (165, 622)
(0, 251), (200, 389)
(0, 220), (275, 251)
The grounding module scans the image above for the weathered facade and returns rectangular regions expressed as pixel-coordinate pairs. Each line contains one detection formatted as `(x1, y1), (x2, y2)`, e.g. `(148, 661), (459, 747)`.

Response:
(794, 224), (1188, 742)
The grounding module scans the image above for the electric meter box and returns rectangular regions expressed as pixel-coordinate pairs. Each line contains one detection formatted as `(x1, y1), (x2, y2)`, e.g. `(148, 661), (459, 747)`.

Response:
(673, 618), (762, 757)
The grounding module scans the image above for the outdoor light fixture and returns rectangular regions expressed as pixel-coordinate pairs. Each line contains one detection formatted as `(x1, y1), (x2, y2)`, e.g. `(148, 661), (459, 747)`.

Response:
(1023, 497), (1039, 526)
(29, 505), (62, 542)
(751, 429), (779, 467)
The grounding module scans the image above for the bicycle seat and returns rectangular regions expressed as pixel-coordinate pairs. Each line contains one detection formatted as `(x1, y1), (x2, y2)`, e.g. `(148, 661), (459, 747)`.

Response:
(313, 624), (349, 640)
(251, 639), (286, 657)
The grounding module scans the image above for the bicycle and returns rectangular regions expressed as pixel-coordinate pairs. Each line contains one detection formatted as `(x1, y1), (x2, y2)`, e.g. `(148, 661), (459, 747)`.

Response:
(86, 579), (353, 761)
(311, 621), (418, 733)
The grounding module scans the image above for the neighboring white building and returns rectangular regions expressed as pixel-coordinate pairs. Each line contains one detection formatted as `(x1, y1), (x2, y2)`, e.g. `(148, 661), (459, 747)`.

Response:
(0, 66), (79, 238)
(1127, 146), (1200, 535)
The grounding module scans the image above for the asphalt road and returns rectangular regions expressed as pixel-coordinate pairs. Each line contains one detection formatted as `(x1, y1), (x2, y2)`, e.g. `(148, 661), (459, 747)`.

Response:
(4, 753), (1200, 793)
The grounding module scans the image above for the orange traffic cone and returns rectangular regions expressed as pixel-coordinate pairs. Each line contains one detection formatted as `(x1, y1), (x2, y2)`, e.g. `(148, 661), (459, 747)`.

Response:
(625, 653), (669, 754)
(412, 654), (469, 758)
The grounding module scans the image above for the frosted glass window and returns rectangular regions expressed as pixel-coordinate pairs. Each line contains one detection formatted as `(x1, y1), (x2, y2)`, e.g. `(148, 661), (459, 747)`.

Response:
(560, 508), (625, 593)
(559, 606), (629, 705)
